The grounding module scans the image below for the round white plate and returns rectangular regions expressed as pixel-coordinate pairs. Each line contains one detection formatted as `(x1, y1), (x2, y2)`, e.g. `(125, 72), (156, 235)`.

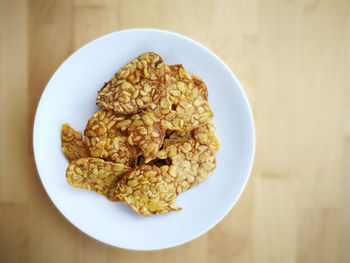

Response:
(33, 29), (255, 250)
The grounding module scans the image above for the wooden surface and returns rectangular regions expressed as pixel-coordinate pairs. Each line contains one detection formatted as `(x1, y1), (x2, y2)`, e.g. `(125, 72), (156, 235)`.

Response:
(1, 0), (349, 262)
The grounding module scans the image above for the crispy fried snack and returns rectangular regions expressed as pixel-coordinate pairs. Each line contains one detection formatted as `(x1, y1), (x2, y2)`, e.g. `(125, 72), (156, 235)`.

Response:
(63, 52), (220, 216)
(84, 109), (121, 157)
(152, 65), (213, 131)
(66, 157), (131, 195)
(104, 126), (141, 166)
(114, 165), (180, 216)
(163, 130), (191, 148)
(166, 121), (220, 151)
(106, 181), (120, 201)
(61, 124), (89, 162)
(192, 122), (220, 151)
(191, 74), (208, 101)
(124, 111), (165, 163)
(97, 52), (170, 114)
(84, 109), (140, 165)
(157, 139), (216, 193)
(86, 109), (164, 164)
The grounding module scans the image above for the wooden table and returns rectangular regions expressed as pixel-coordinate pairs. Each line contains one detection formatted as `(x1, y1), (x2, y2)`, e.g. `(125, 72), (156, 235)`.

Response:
(1, 0), (349, 262)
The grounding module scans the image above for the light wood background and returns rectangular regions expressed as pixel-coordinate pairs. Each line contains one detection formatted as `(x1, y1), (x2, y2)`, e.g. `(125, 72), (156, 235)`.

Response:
(1, 0), (349, 262)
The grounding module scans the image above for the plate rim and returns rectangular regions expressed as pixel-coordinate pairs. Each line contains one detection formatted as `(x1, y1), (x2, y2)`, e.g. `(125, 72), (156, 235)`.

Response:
(32, 28), (255, 250)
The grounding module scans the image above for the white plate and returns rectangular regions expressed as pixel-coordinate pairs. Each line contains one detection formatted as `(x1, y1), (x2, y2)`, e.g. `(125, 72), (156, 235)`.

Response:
(33, 29), (255, 250)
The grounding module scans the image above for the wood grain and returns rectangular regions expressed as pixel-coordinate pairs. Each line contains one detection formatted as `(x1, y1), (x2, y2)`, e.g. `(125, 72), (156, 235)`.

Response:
(0, 0), (349, 262)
